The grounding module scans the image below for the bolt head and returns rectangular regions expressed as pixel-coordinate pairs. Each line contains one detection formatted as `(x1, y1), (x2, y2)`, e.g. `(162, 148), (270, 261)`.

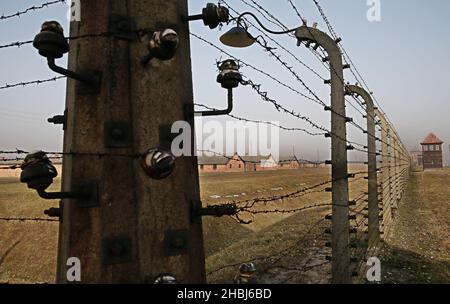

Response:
(170, 236), (185, 249)
(111, 127), (126, 141)
(154, 274), (178, 284)
(142, 148), (176, 180)
(147, 29), (179, 61)
(239, 263), (256, 275)
(108, 241), (126, 257)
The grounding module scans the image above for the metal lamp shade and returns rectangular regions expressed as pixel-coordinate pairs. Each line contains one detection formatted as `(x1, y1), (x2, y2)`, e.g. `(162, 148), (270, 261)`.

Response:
(220, 26), (256, 48)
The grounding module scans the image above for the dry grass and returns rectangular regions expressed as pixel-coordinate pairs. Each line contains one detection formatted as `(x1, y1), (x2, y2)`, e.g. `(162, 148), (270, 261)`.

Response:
(4, 166), (446, 284)
(0, 178), (60, 284)
(202, 166), (368, 283)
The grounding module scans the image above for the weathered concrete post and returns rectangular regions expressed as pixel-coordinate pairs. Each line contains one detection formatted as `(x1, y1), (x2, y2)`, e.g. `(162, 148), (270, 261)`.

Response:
(374, 109), (392, 239)
(393, 135), (400, 206)
(345, 85), (379, 247)
(56, 0), (206, 283)
(296, 26), (350, 284)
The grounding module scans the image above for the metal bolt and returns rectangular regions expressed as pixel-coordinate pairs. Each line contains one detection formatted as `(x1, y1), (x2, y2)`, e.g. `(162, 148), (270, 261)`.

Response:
(234, 263), (257, 284)
(111, 127), (126, 141)
(44, 207), (61, 218)
(154, 274), (178, 284)
(170, 236), (185, 249)
(109, 241), (126, 257)
(142, 148), (176, 180)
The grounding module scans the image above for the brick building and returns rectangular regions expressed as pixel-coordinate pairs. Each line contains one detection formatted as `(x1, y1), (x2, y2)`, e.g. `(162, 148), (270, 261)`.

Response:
(278, 156), (301, 170)
(420, 133), (444, 170)
(241, 155), (277, 172)
(198, 153), (244, 173)
(198, 153), (285, 173)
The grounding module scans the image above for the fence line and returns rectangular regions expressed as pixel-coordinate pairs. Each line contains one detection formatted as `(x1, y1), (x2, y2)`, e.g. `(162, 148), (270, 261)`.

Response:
(0, 0), (411, 284)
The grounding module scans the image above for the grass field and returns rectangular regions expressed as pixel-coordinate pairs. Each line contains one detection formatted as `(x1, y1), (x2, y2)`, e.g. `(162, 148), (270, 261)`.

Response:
(0, 167), (448, 283)
(380, 169), (450, 283)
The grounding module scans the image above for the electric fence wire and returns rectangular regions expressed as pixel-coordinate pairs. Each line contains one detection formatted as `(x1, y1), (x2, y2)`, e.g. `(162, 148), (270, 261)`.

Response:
(218, 1), (409, 162)
(0, 76), (65, 90)
(0, 0), (66, 21)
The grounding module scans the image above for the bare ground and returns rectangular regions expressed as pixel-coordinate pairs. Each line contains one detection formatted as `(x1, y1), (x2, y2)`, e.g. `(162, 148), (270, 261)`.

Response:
(379, 169), (450, 283)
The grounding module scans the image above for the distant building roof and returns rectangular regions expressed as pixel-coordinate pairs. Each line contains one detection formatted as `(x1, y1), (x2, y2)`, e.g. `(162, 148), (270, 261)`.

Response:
(279, 156), (299, 164)
(240, 155), (271, 163)
(197, 156), (230, 165)
(421, 133), (443, 145)
(299, 159), (323, 165)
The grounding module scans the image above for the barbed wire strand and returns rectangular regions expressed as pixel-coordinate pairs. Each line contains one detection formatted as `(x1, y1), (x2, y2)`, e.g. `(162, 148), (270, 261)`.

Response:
(0, 0), (66, 21)
(0, 76), (65, 90)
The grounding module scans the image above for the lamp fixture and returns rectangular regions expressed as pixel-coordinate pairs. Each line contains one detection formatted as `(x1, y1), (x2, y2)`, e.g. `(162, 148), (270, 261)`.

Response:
(220, 12), (298, 48)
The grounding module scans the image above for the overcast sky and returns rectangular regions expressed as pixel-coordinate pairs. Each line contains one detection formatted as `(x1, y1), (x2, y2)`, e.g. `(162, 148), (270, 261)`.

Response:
(0, 0), (449, 164)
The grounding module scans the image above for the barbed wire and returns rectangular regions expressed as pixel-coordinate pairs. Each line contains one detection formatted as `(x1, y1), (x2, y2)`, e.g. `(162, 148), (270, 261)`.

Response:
(190, 32), (325, 107)
(222, 0), (325, 81)
(0, 26), (158, 50)
(282, 0), (407, 162)
(208, 216), (328, 276)
(193, 103), (325, 136)
(239, 78), (329, 132)
(0, 40), (33, 49)
(230, 171), (370, 211)
(259, 218), (331, 280)
(0, 76), (65, 91)
(242, 0), (298, 38)
(0, 0), (66, 21)
(242, 202), (332, 216)
(207, 6), (399, 159)
(238, 0), (293, 36)
(254, 37), (325, 107)
(0, 165), (20, 170)
(222, 1), (371, 137)
(0, 217), (58, 223)
(308, 0), (409, 154)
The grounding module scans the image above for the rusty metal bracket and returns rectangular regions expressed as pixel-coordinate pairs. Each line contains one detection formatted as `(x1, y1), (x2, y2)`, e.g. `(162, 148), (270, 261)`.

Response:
(104, 121), (132, 148)
(184, 102), (194, 122)
(75, 69), (102, 95)
(74, 182), (99, 208)
(35, 181), (98, 208)
(159, 124), (181, 150)
(109, 15), (136, 41)
(164, 229), (189, 257)
(191, 201), (239, 224)
(102, 236), (132, 265)
(48, 109), (67, 130)
(47, 58), (102, 95)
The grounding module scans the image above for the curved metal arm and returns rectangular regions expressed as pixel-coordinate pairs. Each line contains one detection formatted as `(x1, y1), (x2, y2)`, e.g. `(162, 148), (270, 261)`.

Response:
(36, 182), (95, 201)
(237, 12), (297, 35)
(195, 88), (233, 117)
(37, 189), (80, 200)
(47, 57), (99, 86)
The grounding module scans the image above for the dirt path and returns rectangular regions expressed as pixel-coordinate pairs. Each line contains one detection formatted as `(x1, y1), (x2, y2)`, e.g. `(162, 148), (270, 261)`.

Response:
(380, 169), (450, 283)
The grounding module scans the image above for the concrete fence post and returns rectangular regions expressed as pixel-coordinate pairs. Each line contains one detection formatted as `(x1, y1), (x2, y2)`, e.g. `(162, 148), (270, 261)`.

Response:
(296, 26), (350, 284)
(374, 109), (391, 239)
(345, 85), (379, 248)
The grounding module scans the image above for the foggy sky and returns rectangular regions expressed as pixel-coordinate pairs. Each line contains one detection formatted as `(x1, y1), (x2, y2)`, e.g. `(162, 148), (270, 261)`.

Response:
(0, 0), (449, 164)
